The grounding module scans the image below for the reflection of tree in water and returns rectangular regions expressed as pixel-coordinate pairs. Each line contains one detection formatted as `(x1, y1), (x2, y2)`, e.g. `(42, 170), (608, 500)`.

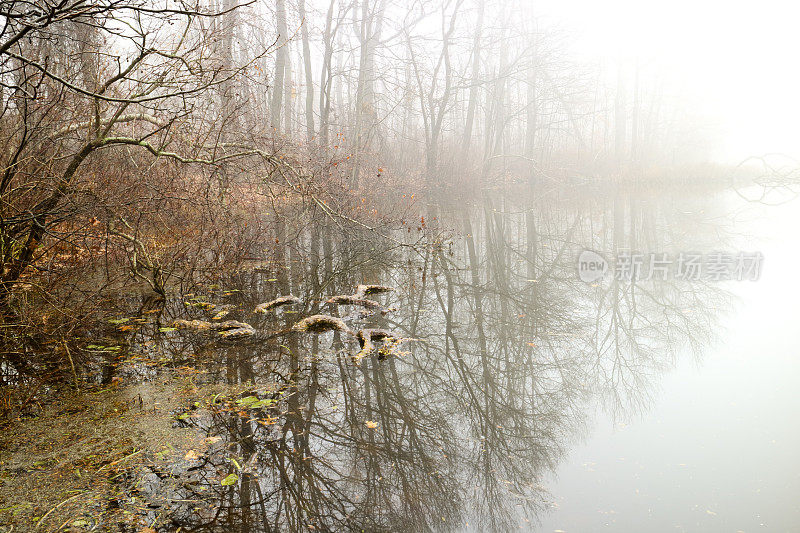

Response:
(145, 189), (733, 532)
(582, 192), (732, 416)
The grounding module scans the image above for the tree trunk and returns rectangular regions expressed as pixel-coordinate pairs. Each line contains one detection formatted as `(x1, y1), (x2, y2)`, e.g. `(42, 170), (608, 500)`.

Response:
(271, 0), (289, 131)
(299, 0), (315, 143)
(461, 0), (484, 156)
(318, 0), (337, 146)
(614, 63), (627, 168)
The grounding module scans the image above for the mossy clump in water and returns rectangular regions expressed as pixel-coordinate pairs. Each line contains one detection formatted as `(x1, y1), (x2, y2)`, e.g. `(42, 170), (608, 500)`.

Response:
(171, 318), (213, 330)
(254, 295), (301, 314)
(291, 314), (353, 335)
(214, 320), (255, 337)
(326, 295), (381, 308)
(354, 328), (397, 362)
(354, 284), (394, 297)
(171, 319), (255, 338)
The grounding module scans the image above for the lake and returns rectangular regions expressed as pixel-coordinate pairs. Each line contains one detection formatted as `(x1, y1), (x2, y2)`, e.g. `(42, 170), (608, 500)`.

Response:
(56, 181), (800, 532)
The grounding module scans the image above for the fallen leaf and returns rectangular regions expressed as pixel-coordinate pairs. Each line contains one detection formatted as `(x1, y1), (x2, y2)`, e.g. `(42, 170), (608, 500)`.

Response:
(184, 450), (201, 461)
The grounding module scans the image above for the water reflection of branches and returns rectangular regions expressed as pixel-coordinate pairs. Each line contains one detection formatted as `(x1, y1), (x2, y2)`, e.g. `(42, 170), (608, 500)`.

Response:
(133, 189), (733, 531)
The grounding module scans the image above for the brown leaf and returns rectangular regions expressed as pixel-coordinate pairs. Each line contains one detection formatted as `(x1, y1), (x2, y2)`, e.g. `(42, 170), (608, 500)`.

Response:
(184, 450), (201, 461)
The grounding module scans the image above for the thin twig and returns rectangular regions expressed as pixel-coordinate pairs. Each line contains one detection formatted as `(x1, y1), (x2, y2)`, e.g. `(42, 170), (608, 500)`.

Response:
(35, 492), (86, 530)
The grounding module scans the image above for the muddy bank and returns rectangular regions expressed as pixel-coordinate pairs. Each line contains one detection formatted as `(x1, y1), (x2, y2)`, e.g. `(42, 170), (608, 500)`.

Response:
(0, 371), (243, 532)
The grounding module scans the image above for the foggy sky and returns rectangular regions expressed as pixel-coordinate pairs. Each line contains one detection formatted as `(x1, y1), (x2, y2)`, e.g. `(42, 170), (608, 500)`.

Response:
(538, 0), (800, 162)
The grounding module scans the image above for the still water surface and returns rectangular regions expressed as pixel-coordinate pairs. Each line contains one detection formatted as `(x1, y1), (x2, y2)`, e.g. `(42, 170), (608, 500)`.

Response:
(538, 195), (800, 531)
(120, 184), (800, 531)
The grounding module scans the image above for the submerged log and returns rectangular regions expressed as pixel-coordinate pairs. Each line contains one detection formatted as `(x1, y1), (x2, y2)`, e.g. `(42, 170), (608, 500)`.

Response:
(254, 295), (301, 314)
(171, 319), (255, 337)
(209, 304), (236, 320)
(355, 328), (397, 362)
(214, 320), (254, 331)
(326, 295), (381, 308)
(217, 322), (256, 338)
(356, 328), (395, 347)
(326, 285), (394, 314)
(291, 314), (353, 335)
(354, 284), (394, 298)
(172, 319), (213, 331)
(340, 306), (396, 322)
